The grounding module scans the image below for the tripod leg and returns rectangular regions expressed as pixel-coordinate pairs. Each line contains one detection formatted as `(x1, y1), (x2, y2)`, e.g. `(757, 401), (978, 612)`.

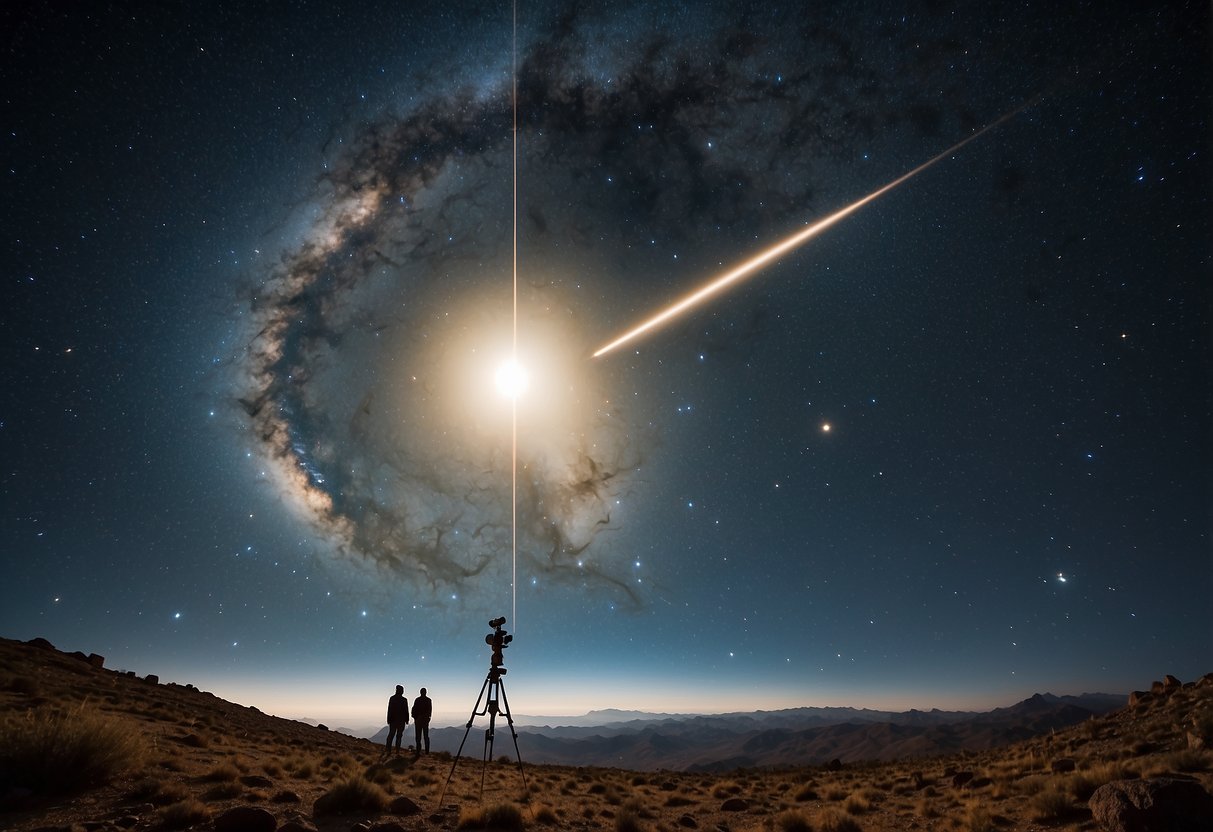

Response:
(495, 680), (529, 798)
(438, 674), (492, 808)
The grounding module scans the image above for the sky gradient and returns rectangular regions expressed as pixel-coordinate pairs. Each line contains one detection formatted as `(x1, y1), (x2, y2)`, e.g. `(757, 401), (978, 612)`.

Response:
(3, 1), (1210, 728)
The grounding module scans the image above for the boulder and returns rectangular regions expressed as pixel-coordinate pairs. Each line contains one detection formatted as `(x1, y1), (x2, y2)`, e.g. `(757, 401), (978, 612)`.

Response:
(214, 806), (277, 832)
(1128, 691), (1151, 708)
(1089, 777), (1213, 832)
(145, 674), (159, 685)
(388, 796), (421, 816)
(86, 653), (105, 669)
(26, 637), (55, 650)
(1163, 675), (1182, 693)
(720, 798), (749, 812)
(678, 814), (698, 828)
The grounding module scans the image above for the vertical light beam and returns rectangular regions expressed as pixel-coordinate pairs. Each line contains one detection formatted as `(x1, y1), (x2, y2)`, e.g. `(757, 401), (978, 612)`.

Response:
(510, 0), (518, 631)
(591, 106), (1027, 359)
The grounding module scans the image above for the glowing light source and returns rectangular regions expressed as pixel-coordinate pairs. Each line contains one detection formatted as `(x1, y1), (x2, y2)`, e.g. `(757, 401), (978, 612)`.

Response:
(495, 358), (529, 400)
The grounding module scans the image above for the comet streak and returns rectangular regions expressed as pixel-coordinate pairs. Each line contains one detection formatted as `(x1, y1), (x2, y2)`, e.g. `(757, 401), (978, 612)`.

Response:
(592, 106), (1028, 358)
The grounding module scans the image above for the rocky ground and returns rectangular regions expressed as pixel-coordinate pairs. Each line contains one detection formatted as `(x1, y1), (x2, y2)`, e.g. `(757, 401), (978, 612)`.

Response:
(1, 637), (1211, 832)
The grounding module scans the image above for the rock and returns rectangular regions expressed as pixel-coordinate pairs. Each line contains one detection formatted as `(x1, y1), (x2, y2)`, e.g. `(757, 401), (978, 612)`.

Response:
(1051, 758), (1076, 773)
(1188, 732), (1206, 750)
(826, 758), (842, 771)
(215, 806), (277, 832)
(271, 791), (301, 804)
(678, 814), (698, 828)
(26, 637), (55, 650)
(241, 775), (275, 788)
(1150, 680), (1165, 695)
(115, 817), (139, 829)
(951, 771), (974, 788)
(316, 724), (329, 731)
(1089, 777), (1213, 832)
(1163, 674), (1182, 693)
(277, 824), (317, 832)
(87, 653), (105, 668)
(145, 674), (159, 685)
(970, 777), (992, 789)
(1128, 691), (1151, 708)
(427, 814), (445, 825)
(720, 798), (748, 812)
(388, 796), (421, 816)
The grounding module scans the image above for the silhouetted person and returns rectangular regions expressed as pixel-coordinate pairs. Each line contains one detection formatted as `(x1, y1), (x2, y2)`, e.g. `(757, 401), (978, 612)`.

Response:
(385, 684), (409, 755)
(411, 686), (432, 754)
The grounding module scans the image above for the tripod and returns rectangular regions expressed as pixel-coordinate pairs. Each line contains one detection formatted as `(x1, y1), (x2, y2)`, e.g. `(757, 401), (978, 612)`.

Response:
(438, 664), (528, 806)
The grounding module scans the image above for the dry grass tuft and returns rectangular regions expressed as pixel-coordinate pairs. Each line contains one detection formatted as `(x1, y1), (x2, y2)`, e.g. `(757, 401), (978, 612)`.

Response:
(457, 802), (526, 832)
(312, 773), (391, 815)
(776, 807), (814, 832)
(1026, 785), (1073, 822)
(0, 705), (146, 795)
(158, 797), (211, 829)
(817, 809), (863, 832)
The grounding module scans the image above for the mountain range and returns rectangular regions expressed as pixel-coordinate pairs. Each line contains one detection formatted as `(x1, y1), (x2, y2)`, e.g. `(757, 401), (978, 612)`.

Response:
(347, 691), (1124, 771)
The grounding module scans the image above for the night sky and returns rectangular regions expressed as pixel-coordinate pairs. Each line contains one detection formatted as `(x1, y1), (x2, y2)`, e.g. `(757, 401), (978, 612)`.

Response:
(3, 2), (1210, 726)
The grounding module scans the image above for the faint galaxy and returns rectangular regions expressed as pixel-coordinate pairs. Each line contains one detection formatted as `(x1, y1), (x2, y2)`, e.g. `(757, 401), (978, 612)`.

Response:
(2, 1), (1209, 723)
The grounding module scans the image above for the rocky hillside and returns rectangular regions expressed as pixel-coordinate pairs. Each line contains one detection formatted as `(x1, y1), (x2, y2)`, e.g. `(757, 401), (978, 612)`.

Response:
(2, 637), (1211, 832)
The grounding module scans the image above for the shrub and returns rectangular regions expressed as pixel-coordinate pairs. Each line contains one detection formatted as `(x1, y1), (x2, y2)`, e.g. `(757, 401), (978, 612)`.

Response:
(1028, 786), (1073, 821)
(615, 799), (648, 832)
(712, 780), (742, 798)
(313, 774), (391, 815)
(1068, 762), (1136, 801)
(776, 808), (814, 832)
(158, 798), (210, 829)
(128, 777), (190, 806)
(533, 804), (559, 825)
(794, 784), (819, 802)
(965, 801), (994, 832)
(817, 810), (862, 832)
(842, 793), (870, 815)
(457, 802), (525, 832)
(203, 781), (243, 801)
(0, 705), (145, 795)
(203, 762), (241, 782)
(1162, 749), (1210, 773)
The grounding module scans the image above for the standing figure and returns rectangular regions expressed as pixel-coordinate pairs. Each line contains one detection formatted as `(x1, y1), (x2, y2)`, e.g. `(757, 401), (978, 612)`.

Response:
(412, 686), (433, 754)
(385, 684), (409, 755)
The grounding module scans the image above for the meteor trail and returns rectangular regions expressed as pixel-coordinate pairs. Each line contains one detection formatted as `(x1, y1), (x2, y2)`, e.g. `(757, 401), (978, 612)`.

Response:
(592, 106), (1028, 358)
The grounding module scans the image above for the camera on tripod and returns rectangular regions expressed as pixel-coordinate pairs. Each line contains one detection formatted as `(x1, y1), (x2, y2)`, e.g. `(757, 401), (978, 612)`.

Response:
(485, 616), (512, 672)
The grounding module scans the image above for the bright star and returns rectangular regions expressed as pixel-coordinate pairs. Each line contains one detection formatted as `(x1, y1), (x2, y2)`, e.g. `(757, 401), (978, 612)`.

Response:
(494, 359), (529, 400)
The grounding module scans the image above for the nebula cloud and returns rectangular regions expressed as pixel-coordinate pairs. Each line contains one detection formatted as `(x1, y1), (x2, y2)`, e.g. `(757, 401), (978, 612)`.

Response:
(234, 8), (983, 608)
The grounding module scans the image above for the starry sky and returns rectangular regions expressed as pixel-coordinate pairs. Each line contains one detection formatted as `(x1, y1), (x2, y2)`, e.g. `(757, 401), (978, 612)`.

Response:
(3, 1), (1210, 727)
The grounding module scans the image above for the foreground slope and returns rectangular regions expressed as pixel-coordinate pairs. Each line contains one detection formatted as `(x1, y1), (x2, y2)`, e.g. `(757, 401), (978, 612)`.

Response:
(1, 637), (1210, 832)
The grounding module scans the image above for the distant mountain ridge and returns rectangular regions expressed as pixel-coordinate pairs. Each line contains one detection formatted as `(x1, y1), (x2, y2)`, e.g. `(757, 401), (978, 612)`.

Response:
(360, 691), (1124, 771)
